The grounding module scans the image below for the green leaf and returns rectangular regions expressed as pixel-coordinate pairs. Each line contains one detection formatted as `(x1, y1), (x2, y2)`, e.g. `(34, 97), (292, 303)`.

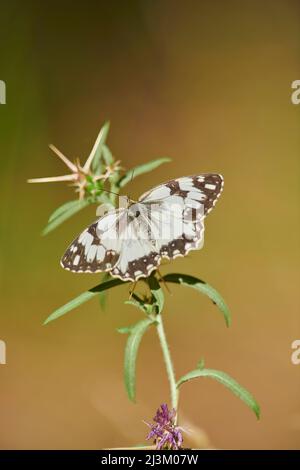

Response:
(118, 157), (171, 188)
(44, 291), (95, 325)
(197, 358), (205, 370)
(90, 121), (110, 173)
(124, 299), (147, 314)
(117, 326), (132, 334)
(44, 278), (126, 324)
(102, 144), (114, 165)
(43, 199), (90, 235)
(123, 317), (155, 402)
(163, 273), (231, 327)
(177, 368), (260, 419)
(98, 272), (112, 310)
(125, 293), (154, 315)
(90, 278), (126, 293)
(98, 291), (106, 310)
(48, 200), (83, 223)
(147, 275), (164, 314)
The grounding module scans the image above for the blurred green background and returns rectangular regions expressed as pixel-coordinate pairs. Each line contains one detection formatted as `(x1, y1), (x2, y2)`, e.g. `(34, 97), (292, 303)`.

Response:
(0, 0), (299, 449)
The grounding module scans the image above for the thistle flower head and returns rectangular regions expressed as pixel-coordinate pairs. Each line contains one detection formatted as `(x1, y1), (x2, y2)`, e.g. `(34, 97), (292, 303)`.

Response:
(145, 403), (184, 450)
(27, 125), (122, 201)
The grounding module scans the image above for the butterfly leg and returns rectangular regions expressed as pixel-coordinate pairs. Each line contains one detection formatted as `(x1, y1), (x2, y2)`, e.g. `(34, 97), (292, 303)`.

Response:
(156, 268), (172, 295)
(129, 280), (137, 300)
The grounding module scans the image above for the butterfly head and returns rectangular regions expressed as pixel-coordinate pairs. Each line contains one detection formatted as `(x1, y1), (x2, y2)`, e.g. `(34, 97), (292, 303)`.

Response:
(118, 194), (137, 209)
(128, 202), (144, 220)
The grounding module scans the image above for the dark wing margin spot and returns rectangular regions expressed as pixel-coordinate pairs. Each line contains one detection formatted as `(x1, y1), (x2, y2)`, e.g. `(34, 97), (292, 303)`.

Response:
(192, 174), (223, 214)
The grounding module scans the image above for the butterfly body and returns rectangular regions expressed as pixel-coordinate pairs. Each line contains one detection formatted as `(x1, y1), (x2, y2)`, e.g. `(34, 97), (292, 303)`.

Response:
(61, 174), (223, 281)
(127, 203), (145, 220)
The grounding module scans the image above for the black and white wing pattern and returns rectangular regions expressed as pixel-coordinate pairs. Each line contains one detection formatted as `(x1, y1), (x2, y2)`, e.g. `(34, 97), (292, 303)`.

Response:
(61, 174), (223, 281)
(139, 174), (223, 215)
(137, 173), (223, 263)
(61, 210), (124, 273)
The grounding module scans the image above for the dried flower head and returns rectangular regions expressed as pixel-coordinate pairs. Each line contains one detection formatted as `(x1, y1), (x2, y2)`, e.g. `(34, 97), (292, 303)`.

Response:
(145, 403), (184, 450)
(28, 126), (121, 200)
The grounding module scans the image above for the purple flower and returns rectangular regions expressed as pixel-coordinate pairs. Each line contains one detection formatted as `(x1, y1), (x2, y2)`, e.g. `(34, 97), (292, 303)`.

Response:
(145, 404), (184, 450)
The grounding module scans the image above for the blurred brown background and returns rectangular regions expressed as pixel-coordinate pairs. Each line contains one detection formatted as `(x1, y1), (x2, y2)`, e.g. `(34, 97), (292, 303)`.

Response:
(0, 0), (299, 449)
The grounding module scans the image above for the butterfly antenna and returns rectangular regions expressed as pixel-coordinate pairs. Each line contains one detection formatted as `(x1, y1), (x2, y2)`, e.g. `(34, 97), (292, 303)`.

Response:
(100, 188), (120, 198)
(156, 269), (172, 295)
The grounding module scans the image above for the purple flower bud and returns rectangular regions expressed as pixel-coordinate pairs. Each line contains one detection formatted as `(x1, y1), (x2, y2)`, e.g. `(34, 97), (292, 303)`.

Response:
(145, 403), (184, 450)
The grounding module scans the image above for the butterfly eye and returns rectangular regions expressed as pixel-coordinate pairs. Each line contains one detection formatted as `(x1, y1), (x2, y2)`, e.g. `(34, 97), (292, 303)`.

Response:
(128, 208), (140, 220)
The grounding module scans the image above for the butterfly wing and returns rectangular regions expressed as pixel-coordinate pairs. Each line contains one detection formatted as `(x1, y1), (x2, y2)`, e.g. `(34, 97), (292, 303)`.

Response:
(109, 211), (160, 281)
(139, 174), (223, 215)
(111, 174), (224, 280)
(61, 206), (159, 281)
(138, 174), (223, 259)
(61, 209), (125, 273)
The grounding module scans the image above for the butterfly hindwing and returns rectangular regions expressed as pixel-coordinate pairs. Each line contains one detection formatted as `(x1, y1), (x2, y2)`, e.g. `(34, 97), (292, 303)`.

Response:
(149, 200), (205, 260)
(61, 210), (124, 273)
(110, 216), (161, 280)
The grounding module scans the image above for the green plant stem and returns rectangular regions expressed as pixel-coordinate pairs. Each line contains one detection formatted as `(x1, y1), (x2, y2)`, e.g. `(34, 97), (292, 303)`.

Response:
(156, 312), (179, 419)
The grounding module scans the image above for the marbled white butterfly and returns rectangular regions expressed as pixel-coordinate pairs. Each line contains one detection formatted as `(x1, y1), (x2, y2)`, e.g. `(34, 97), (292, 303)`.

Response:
(61, 174), (223, 281)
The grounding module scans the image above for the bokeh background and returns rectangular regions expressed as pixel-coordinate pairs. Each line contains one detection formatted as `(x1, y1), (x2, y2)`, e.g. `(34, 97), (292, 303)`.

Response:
(0, 0), (299, 450)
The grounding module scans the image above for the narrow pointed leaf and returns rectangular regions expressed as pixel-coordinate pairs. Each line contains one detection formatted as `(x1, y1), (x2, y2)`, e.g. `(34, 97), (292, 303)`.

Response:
(99, 291), (107, 310)
(44, 291), (95, 325)
(197, 358), (205, 370)
(90, 278), (126, 293)
(98, 272), (112, 310)
(43, 199), (90, 235)
(44, 278), (125, 324)
(124, 299), (147, 314)
(117, 326), (132, 334)
(123, 317), (155, 402)
(102, 144), (114, 165)
(48, 200), (84, 223)
(163, 273), (231, 327)
(125, 295), (154, 315)
(177, 368), (260, 419)
(118, 158), (171, 188)
(148, 275), (164, 314)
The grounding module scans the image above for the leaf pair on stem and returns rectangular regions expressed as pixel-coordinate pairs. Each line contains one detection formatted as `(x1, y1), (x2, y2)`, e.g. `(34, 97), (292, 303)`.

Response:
(44, 272), (260, 420)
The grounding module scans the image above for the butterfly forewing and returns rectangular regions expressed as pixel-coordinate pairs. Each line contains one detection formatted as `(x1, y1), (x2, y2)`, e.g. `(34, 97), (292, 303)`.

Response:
(61, 210), (124, 273)
(139, 174), (223, 215)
